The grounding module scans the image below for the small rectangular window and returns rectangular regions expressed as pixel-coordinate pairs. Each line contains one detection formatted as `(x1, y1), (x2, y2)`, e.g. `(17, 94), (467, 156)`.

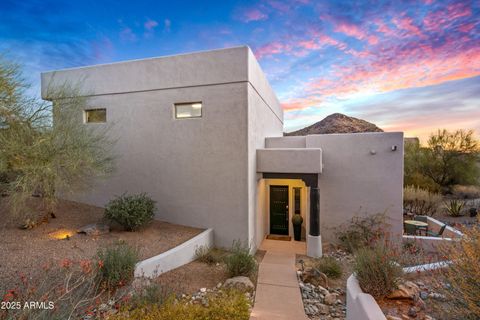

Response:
(84, 109), (106, 123)
(174, 102), (202, 119)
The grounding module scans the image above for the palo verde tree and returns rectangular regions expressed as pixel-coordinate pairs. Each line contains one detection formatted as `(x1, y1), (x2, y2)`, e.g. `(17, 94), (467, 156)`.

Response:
(0, 56), (115, 227)
(405, 129), (480, 192)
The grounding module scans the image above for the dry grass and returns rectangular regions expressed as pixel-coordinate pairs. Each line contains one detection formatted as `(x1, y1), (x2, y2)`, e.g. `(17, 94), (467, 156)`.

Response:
(438, 224), (480, 319)
(404, 185), (442, 216)
(353, 244), (403, 299)
(451, 185), (480, 199)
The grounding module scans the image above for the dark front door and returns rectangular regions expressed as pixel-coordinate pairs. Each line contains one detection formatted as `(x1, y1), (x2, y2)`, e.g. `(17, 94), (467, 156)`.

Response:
(270, 186), (289, 235)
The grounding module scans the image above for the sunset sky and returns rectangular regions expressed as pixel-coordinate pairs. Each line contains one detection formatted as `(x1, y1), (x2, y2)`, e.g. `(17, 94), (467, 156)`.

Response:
(1, 0), (479, 141)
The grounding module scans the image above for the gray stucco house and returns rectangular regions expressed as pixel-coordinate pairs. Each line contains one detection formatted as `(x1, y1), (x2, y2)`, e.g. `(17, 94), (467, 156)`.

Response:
(41, 46), (403, 257)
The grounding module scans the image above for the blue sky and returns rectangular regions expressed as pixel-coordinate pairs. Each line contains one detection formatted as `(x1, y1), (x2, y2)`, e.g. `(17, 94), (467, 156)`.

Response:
(1, 0), (479, 140)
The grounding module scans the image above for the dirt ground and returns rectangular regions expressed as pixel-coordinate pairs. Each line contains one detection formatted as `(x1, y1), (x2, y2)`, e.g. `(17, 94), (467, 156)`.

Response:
(154, 250), (266, 295)
(0, 197), (202, 288)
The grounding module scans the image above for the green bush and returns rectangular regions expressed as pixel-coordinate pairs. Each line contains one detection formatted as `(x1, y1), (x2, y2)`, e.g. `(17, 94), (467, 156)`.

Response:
(194, 246), (227, 265)
(96, 242), (138, 289)
(403, 185), (441, 216)
(353, 245), (403, 298)
(314, 256), (342, 279)
(111, 289), (250, 320)
(444, 199), (465, 217)
(337, 212), (388, 253)
(104, 193), (156, 231)
(225, 241), (257, 278)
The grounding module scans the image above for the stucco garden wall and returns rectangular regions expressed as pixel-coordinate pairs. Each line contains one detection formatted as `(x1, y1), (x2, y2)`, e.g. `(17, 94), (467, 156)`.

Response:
(403, 216), (463, 252)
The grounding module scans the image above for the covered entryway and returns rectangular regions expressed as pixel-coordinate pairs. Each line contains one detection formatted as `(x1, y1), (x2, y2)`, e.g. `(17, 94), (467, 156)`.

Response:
(256, 147), (323, 257)
(269, 186), (289, 235)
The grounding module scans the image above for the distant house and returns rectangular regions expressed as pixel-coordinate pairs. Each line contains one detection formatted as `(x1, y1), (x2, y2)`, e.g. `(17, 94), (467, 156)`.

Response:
(41, 47), (403, 257)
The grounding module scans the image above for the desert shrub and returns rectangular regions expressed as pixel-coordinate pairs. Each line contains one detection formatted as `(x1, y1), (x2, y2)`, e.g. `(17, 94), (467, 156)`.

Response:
(0, 259), (113, 320)
(194, 245), (227, 265)
(403, 185), (441, 216)
(111, 289), (250, 320)
(451, 185), (480, 199)
(0, 57), (115, 224)
(336, 212), (388, 253)
(404, 142), (441, 192)
(104, 193), (156, 231)
(437, 225), (480, 319)
(444, 199), (465, 217)
(130, 282), (174, 307)
(313, 256), (342, 279)
(353, 244), (403, 298)
(224, 241), (257, 278)
(96, 242), (138, 289)
(404, 129), (480, 192)
(398, 240), (439, 267)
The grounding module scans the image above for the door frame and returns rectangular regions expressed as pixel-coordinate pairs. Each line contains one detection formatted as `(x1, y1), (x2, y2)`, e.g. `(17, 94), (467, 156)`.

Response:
(269, 185), (289, 235)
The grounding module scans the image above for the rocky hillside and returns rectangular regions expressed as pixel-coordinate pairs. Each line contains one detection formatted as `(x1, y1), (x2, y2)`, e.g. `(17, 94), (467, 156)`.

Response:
(286, 113), (383, 136)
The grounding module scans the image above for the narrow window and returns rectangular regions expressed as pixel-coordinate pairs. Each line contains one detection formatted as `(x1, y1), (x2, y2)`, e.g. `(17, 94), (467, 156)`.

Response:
(84, 109), (106, 123)
(294, 187), (301, 214)
(174, 102), (202, 119)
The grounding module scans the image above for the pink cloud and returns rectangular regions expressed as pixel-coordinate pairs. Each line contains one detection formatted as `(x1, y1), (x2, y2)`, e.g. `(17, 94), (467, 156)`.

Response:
(304, 40), (480, 101)
(334, 22), (379, 44)
(243, 8), (268, 22)
(392, 16), (423, 37)
(144, 19), (159, 31)
(423, 2), (471, 32)
(282, 96), (322, 111)
(458, 23), (475, 33)
(298, 40), (320, 50)
(255, 41), (291, 59)
(375, 20), (396, 36)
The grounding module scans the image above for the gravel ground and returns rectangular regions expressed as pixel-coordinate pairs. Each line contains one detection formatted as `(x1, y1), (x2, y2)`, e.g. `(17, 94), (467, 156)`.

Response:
(0, 197), (202, 288)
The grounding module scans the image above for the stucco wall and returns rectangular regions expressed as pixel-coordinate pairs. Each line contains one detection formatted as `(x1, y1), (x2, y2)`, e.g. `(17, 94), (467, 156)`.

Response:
(62, 83), (250, 248)
(306, 133), (404, 244)
(247, 88), (283, 249)
(264, 133), (404, 245)
(41, 47), (249, 99)
(42, 47), (285, 249)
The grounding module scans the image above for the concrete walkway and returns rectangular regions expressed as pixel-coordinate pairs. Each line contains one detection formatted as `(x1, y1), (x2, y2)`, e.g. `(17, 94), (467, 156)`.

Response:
(250, 239), (308, 320)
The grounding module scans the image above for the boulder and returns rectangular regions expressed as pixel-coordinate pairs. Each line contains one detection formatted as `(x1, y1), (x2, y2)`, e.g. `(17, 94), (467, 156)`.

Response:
(388, 281), (420, 300)
(301, 267), (329, 287)
(223, 276), (254, 292)
(324, 293), (338, 305)
(77, 223), (110, 236)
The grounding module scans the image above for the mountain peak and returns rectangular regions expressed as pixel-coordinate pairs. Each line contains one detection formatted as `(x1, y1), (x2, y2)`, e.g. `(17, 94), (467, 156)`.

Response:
(286, 113), (383, 136)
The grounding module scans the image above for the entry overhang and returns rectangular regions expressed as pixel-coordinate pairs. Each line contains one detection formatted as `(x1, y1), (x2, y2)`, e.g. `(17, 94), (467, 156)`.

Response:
(256, 148), (323, 174)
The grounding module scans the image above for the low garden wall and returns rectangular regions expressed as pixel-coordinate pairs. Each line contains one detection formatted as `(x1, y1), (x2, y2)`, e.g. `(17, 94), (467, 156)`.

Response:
(134, 228), (214, 278)
(346, 262), (451, 320)
(346, 275), (387, 320)
(402, 216), (463, 252)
